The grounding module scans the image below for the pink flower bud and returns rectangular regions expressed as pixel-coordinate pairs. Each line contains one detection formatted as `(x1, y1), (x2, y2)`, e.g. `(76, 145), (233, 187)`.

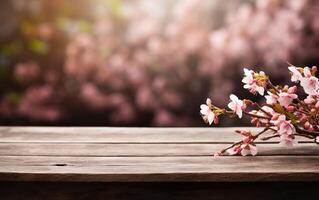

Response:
(271, 113), (280, 120)
(304, 97), (315, 104)
(312, 66), (317, 74)
(288, 86), (297, 94)
(287, 105), (295, 111)
(214, 117), (219, 124)
(304, 121), (311, 129)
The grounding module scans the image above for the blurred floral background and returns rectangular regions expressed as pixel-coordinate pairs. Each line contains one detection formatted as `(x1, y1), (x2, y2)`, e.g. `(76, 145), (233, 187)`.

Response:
(0, 0), (318, 126)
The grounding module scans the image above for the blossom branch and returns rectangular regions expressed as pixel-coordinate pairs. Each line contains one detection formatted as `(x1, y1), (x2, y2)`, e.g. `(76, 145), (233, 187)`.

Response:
(201, 65), (319, 156)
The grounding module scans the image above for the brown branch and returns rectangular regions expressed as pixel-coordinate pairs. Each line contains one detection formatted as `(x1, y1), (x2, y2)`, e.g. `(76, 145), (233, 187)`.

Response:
(267, 80), (279, 94)
(294, 133), (315, 139)
(243, 111), (270, 120)
(261, 134), (280, 141)
(219, 127), (270, 155)
(252, 127), (270, 139)
(294, 125), (319, 137)
(253, 103), (272, 117)
(296, 98), (311, 112)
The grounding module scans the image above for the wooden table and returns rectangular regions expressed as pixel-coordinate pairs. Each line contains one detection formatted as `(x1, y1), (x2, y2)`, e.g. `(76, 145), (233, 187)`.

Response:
(0, 127), (318, 199)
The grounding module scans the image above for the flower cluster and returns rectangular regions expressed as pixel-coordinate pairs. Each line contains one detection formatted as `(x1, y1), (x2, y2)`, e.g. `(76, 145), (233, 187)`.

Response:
(200, 65), (319, 156)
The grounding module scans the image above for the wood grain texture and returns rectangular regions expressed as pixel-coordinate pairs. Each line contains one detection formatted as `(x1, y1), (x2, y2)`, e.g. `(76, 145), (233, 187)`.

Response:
(0, 156), (319, 182)
(0, 127), (318, 183)
(0, 127), (312, 143)
(0, 143), (318, 156)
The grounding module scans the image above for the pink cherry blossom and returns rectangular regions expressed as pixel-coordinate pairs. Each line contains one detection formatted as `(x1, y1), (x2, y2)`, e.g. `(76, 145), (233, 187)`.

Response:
(200, 98), (215, 125)
(226, 146), (241, 155)
(278, 120), (296, 136)
(260, 105), (275, 115)
(265, 91), (278, 104)
(304, 95), (316, 104)
(277, 91), (298, 108)
(228, 94), (246, 118)
(288, 66), (302, 82)
(271, 114), (287, 126)
(288, 86), (297, 94)
(242, 68), (265, 95)
(240, 143), (258, 156)
(279, 135), (297, 146)
(270, 114), (296, 145)
(227, 141), (258, 156)
(300, 76), (319, 95)
(303, 67), (312, 77)
(201, 65), (319, 156)
(242, 68), (254, 84)
(250, 106), (274, 125)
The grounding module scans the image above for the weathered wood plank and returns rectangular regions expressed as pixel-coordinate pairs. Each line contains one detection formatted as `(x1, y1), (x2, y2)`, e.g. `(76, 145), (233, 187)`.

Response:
(0, 127), (312, 143)
(0, 156), (318, 182)
(1, 155), (319, 168)
(0, 143), (318, 156)
(0, 143), (319, 156)
(0, 127), (318, 183)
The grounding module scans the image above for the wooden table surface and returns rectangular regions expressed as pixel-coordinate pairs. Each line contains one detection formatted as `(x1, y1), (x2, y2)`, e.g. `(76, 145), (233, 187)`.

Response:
(0, 126), (318, 182)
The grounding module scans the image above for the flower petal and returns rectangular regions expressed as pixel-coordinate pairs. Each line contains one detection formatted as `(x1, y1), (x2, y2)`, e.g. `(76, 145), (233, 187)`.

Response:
(249, 145), (258, 156)
(207, 112), (215, 125)
(229, 94), (238, 101)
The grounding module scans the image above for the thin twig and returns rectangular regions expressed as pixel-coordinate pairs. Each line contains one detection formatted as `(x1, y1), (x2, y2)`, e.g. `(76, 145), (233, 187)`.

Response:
(294, 133), (315, 139)
(253, 103), (272, 117)
(219, 127), (270, 154)
(261, 134), (280, 141)
(295, 125), (319, 137)
(243, 111), (270, 120)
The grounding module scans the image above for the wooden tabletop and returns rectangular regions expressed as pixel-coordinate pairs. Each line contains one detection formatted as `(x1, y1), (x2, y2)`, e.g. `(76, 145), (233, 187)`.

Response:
(0, 127), (318, 182)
